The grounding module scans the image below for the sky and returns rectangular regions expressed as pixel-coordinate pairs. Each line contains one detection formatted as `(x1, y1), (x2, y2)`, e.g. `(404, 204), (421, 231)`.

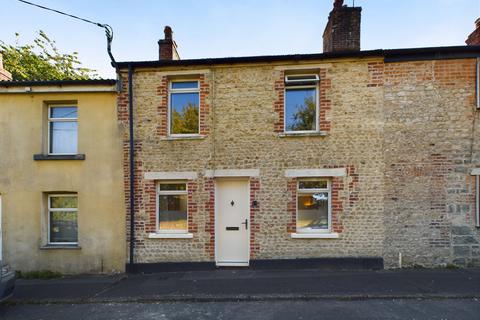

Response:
(1, 0), (479, 78)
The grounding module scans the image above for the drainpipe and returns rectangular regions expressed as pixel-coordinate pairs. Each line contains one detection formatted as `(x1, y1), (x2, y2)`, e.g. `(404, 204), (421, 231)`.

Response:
(128, 64), (136, 270)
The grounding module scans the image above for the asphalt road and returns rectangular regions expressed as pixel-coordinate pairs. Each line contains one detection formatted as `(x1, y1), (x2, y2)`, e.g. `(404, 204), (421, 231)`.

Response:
(1, 299), (479, 320)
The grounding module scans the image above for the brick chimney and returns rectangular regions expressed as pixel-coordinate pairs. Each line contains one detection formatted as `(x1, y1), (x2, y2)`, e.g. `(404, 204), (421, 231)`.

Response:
(0, 53), (12, 81)
(323, 0), (362, 53)
(158, 26), (180, 60)
(466, 18), (480, 45)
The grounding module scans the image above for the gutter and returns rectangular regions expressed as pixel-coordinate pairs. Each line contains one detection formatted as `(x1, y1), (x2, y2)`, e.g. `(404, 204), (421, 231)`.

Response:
(115, 46), (480, 69)
(128, 64), (135, 269)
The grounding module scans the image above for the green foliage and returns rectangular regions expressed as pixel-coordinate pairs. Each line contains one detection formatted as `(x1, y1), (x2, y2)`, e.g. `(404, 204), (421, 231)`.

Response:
(289, 96), (316, 131)
(0, 30), (96, 81)
(171, 103), (199, 134)
(16, 270), (63, 279)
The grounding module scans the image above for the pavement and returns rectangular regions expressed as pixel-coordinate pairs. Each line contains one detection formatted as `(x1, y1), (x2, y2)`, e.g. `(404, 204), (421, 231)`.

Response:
(5, 268), (480, 304)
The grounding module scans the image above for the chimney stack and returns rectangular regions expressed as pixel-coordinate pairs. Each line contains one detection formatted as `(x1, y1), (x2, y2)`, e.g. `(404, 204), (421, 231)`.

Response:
(158, 26), (180, 60)
(466, 18), (480, 45)
(323, 0), (362, 53)
(0, 53), (12, 81)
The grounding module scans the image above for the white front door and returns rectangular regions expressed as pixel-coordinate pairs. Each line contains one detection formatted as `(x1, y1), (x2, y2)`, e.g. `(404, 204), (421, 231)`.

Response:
(215, 179), (250, 266)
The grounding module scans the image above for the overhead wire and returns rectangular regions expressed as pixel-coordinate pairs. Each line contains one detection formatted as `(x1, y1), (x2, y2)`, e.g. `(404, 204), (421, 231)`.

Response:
(17, 0), (117, 69)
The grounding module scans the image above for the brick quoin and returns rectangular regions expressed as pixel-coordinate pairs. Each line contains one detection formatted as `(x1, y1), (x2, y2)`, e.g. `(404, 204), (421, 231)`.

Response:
(273, 70), (285, 133)
(287, 165), (359, 234)
(249, 178), (261, 258)
(187, 181), (199, 233)
(367, 62), (384, 87)
(204, 178), (215, 259)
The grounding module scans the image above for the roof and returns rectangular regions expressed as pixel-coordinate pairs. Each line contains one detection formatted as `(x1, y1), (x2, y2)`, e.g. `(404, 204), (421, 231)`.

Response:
(0, 79), (116, 87)
(116, 45), (480, 69)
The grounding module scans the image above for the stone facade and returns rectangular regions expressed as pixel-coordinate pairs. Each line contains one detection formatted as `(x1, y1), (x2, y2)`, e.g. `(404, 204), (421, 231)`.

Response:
(118, 53), (479, 269)
(383, 58), (479, 268)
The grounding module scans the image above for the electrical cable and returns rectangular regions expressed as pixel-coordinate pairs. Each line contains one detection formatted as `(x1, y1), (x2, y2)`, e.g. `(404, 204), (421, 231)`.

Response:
(17, 0), (117, 69)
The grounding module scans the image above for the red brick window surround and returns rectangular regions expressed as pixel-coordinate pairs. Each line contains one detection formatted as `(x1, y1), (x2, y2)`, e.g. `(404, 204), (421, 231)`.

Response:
(286, 166), (358, 236)
(157, 75), (210, 137)
(145, 180), (198, 236)
(274, 69), (332, 134)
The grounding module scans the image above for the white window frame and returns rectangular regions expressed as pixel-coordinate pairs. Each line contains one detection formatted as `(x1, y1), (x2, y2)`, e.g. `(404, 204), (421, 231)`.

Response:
(296, 178), (332, 234)
(168, 80), (200, 137)
(47, 194), (78, 245)
(284, 74), (320, 134)
(156, 181), (189, 234)
(47, 105), (78, 155)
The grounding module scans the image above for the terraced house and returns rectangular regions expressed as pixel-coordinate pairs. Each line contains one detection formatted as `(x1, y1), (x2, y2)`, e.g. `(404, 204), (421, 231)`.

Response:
(0, 1), (479, 274)
(117, 1), (480, 271)
(0, 70), (125, 273)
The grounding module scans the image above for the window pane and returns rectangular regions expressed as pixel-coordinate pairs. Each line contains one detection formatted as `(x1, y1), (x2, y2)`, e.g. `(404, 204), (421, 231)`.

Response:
(297, 192), (329, 231)
(285, 88), (316, 132)
(299, 180), (328, 190)
(50, 196), (77, 209)
(50, 211), (78, 243)
(158, 194), (187, 231)
(171, 81), (198, 90)
(160, 183), (186, 191)
(50, 106), (77, 119)
(50, 121), (78, 154)
(170, 92), (199, 134)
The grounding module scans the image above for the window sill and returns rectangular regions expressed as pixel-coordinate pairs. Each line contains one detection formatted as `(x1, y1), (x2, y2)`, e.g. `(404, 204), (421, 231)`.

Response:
(161, 135), (206, 141)
(34, 154), (86, 161)
(40, 245), (81, 250)
(278, 131), (328, 138)
(290, 233), (339, 239)
(148, 233), (193, 239)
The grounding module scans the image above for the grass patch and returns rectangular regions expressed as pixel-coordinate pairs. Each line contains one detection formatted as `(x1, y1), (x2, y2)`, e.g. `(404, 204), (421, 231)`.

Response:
(16, 270), (63, 279)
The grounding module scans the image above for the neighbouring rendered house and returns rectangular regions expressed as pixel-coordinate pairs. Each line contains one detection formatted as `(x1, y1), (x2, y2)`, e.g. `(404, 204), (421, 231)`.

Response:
(0, 68), (126, 273)
(116, 1), (480, 272)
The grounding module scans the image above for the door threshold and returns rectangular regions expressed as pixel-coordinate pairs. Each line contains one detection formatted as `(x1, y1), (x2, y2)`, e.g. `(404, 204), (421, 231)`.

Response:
(216, 262), (249, 267)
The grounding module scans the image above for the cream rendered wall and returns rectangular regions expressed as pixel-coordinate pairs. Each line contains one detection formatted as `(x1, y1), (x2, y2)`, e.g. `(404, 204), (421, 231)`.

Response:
(0, 91), (125, 273)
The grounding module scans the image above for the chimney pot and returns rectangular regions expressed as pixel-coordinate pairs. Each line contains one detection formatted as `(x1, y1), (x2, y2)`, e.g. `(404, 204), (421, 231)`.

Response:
(334, 0), (344, 8)
(164, 26), (173, 40)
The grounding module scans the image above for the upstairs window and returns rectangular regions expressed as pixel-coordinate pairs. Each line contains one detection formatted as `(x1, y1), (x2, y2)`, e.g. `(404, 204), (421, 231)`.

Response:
(284, 75), (319, 132)
(296, 179), (331, 233)
(157, 182), (188, 233)
(169, 81), (200, 135)
(48, 105), (78, 154)
(48, 194), (78, 244)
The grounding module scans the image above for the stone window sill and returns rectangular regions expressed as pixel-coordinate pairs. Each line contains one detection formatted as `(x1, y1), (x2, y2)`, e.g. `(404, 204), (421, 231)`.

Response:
(148, 233), (193, 239)
(161, 135), (206, 141)
(290, 233), (339, 239)
(40, 245), (81, 250)
(34, 154), (86, 161)
(278, 131), (328, 138)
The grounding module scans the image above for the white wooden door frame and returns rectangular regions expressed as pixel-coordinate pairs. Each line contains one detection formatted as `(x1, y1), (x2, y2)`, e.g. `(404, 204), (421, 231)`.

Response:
(214, 178), (250, 266)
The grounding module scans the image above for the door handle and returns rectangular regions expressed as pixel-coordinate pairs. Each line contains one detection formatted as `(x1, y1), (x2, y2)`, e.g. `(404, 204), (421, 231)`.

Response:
(241, 219), (248, 230)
